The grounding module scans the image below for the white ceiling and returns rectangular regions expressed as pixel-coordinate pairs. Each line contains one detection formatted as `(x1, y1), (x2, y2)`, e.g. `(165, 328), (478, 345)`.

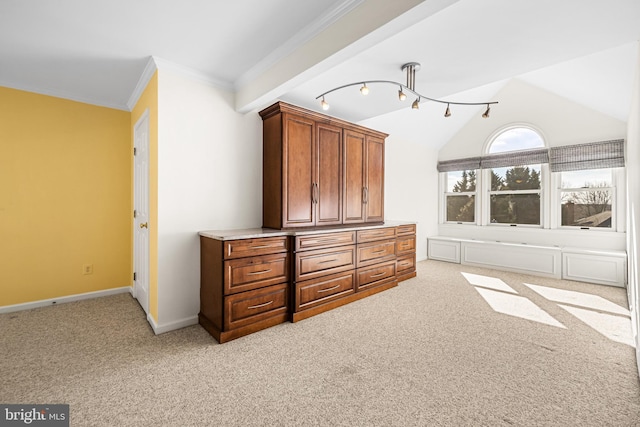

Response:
(1, 0), (639, 139)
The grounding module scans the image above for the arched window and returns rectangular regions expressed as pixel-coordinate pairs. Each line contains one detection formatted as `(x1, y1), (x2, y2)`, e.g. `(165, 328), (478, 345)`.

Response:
(485, 126), (546, 226)
(487, 127), (545, 154)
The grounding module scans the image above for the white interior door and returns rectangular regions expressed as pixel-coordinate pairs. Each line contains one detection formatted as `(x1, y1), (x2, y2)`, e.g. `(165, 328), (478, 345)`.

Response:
(133, 109), (150, 315)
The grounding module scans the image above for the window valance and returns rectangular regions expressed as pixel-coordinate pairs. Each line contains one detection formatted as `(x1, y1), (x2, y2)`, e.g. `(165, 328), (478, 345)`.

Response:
(549, 139), (625, 172)
(436, 157), (481, 172)
(437, 140), (625, 172)
(480, 148), (549, 169)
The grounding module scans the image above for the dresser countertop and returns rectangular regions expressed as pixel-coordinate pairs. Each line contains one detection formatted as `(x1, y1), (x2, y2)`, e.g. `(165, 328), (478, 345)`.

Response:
(199, 220), (416, 241)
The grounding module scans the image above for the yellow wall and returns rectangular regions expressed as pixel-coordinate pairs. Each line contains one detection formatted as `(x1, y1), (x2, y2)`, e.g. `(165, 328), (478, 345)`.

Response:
(131, 71), (159, 321)
(0, 87), (132, 306)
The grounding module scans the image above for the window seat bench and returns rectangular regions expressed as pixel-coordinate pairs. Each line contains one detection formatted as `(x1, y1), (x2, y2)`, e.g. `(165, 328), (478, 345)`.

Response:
(427, 236), (627, 287)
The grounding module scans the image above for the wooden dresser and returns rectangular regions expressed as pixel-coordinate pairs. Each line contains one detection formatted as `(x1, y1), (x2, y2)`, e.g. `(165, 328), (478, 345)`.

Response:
(199, 234), (290, 343)
(199, 222), (416, 343)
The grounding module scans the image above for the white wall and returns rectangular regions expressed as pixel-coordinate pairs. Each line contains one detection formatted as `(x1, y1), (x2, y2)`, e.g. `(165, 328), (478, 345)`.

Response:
(437, 78), (628, 251)
(625, 42), (640, 375)
(156, 69), (262, 329)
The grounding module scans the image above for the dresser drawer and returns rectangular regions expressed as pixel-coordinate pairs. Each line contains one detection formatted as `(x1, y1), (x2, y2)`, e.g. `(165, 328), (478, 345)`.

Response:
(295, 271), (355, 311)
(295, 231), (356, 251)
(396, 224), (416, 236)
(357, 260), (396, 291)
(357, 227), (397, 243)
(224, 253), (289, 295)
(397, 253), (416, 274)
(295, 245), (356, 282)
(223, 236), (289, 259)
(397, 235), (416, 255)
(224, 283), (287, 330)
(357, 239), (396, 267)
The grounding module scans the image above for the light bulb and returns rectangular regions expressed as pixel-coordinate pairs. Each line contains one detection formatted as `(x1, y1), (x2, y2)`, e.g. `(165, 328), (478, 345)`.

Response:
(444, 104), (451, 117)
(411, 97), (420, 109)
(321, 97), (330, 111)
(398, 88), (406, 101)
(482, 104), (491, 118)
(360, 83), (369, 95)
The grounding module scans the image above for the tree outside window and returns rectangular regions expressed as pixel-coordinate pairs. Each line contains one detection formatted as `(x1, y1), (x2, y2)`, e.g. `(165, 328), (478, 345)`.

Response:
(445, 170), (476, 223)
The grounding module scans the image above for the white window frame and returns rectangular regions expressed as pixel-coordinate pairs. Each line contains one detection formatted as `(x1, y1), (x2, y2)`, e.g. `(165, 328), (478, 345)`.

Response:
(441, 170), (478, 225)
(553, 167), (625, 232)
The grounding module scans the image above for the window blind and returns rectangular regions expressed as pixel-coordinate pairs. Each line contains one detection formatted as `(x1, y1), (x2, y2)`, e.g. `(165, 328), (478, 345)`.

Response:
(480, 148), (549, 169)
(549, 139), (625, 172)
(437, 157), (481, 172)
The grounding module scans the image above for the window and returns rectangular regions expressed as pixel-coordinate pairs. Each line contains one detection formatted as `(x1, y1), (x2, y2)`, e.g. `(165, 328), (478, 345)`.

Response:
(489, 165), (541, 225)
(438, 132), (624, 233)
(485, 127), (546, 226)
(560, 168), (613, 229)
(445, 170), (476, 223)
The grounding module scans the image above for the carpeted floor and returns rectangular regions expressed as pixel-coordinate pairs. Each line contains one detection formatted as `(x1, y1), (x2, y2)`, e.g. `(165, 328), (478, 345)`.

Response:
(1, 260), (639, 426)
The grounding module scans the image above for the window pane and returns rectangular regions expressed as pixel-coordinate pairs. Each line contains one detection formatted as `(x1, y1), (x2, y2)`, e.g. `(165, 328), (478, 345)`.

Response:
(561, 191), (612, 228)
(491, 165), (541, 191)
(447, 170), (476, 192)
(561, 169), (612, 189)
(489, 128), (545, 153)
(490, 194), (540, 225)
(447, 195), (475, 222)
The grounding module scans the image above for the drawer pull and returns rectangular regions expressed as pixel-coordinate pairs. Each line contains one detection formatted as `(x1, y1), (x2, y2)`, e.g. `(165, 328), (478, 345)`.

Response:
(247, 300), (274, 310)
(317, 284), (341, 293)
(319, 258), (339, 264)
(250, 244), (277, 249)
(372, 249), (387, 254)
(247, 269), (272, 275)
(399, 262), (410, 267)
(370, 271), (386, 278)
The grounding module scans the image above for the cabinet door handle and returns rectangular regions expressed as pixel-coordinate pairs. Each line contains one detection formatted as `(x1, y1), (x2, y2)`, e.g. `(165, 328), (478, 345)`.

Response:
(319, 258), (339, 264)
(247, 300), (274, 310)
(362, 187), (368, 204)
(247, 269), (272, 275)
(317, 284), (341, 293)
(370, 271), (386, 278)
(315, 183), (319, 204)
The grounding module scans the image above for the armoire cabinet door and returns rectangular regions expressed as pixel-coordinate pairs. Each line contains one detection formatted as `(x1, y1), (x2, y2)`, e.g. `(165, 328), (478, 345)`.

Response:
(343, 129), (366, 224)
(365, 135), (385, 223)
(283, 114), (315, 228)
(316, 123), (343, 226)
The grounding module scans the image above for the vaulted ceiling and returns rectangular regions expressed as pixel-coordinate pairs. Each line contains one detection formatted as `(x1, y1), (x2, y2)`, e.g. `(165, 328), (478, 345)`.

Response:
(1, 0), (639, 145)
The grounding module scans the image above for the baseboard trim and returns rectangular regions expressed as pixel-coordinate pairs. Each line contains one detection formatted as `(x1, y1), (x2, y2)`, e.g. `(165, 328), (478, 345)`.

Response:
(148, 314), (199, 335)
(0, 287), (133, 314)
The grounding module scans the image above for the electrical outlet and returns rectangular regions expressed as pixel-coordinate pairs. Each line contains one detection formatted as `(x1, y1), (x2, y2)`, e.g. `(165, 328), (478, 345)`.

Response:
(83, 264), (93, 275)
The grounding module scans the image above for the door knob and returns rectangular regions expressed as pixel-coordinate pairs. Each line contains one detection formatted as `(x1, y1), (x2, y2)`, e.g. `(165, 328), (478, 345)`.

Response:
(139, 222), (148, 229)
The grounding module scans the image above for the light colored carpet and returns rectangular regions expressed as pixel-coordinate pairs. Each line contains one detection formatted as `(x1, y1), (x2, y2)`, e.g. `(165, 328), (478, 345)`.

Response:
(1, 260), (639, 426)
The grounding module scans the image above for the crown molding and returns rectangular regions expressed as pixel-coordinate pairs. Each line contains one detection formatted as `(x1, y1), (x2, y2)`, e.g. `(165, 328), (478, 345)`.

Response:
(153, 56), (234, 91)
(0, 79), (129, 111)
(234, 0), (364, 90)
(126, 56), (158, 111)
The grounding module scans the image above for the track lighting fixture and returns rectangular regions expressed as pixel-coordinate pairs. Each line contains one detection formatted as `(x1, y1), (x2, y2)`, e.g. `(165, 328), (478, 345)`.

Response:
(316, 62), (498, 118)
(398, 87), (406, 101)
(321, 97), (330, 111)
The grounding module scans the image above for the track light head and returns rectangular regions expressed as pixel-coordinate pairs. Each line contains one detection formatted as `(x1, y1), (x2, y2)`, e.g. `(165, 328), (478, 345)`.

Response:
(412, 97), (420, 110)
(398, 87), (406, 101)
(482, 104), (491, 118)
(321, 97), (330, 111)
(444, 104), (451, 117)
(360, 83), (369, 95)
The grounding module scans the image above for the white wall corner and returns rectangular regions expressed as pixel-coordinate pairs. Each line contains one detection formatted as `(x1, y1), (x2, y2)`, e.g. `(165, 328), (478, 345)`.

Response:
(147, 314), (199, 335)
